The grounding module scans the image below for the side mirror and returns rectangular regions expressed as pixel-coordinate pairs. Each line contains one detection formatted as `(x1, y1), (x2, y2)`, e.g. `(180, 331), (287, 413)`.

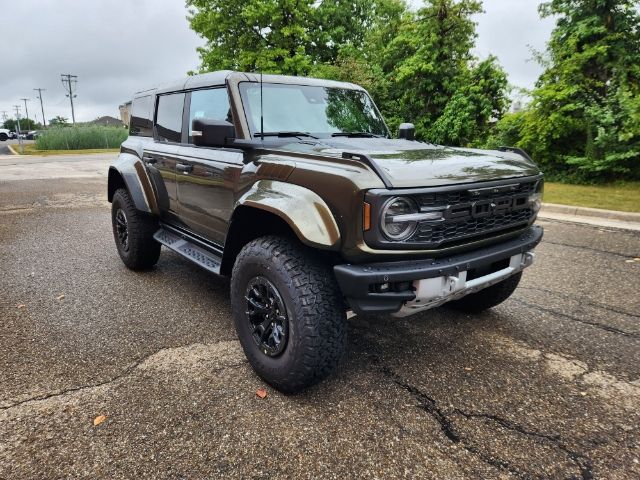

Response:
(398, 122), (415, 141)
(192, 118), (235, 147)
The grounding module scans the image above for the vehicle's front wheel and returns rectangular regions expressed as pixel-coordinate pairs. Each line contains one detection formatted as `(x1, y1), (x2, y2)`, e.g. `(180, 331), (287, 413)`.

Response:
(0, 133), (7, 141)
(231, 236), (347, 393)
(111, 188), (161, 270)
(448, 272), (522, 313)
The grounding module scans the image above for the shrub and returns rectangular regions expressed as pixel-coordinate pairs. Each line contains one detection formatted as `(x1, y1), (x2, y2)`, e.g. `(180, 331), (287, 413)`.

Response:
(35, 126), (128, 150)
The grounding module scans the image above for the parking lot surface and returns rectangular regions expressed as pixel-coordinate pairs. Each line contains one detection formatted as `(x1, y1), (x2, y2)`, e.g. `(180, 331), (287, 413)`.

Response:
(1, 155), (638, 479)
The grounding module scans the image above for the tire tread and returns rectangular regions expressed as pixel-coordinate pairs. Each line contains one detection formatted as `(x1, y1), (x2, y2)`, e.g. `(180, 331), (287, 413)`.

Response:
(231, 235), (346, 393)
(111, 188), (161, 270)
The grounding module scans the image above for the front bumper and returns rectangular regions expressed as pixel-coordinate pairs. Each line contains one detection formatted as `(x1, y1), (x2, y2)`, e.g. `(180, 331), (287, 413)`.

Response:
(334, 225), (543, 316)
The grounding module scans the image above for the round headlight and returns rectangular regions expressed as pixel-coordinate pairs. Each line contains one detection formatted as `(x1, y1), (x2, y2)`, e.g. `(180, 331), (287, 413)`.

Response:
(381, 196), (418, 241)
(528, 192), (542, 213)
(529, 180), (544, 214)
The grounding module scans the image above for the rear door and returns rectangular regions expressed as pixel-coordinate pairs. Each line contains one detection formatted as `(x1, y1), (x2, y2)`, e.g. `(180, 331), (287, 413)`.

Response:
(175, 87), (243, 245)
(143, 92), (186, 222)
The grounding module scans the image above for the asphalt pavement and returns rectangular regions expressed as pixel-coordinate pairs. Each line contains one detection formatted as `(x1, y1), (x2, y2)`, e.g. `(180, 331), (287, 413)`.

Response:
(0, 154), (638, 479)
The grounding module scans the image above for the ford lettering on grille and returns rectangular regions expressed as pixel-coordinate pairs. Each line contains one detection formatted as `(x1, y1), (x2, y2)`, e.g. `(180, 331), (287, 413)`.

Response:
(437, 193), (530, 222)
(404, 179), (539, 248)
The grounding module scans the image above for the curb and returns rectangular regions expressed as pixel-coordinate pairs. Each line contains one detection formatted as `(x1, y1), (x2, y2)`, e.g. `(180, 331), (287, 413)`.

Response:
(541, 203), (640, 223)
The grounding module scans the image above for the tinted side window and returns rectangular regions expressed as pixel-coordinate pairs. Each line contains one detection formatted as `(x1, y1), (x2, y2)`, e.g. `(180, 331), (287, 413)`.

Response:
(129, 95), (153, 137)
(188, 88), (232, 143)
(155, 93), (185, 143)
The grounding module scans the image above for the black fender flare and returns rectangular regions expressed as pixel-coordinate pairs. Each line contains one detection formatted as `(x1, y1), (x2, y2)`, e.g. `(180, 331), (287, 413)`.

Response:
(107, 153), (159, 215)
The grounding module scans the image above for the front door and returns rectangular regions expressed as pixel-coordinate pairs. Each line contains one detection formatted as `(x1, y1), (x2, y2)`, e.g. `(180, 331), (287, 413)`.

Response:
(176, 87), (243, 246)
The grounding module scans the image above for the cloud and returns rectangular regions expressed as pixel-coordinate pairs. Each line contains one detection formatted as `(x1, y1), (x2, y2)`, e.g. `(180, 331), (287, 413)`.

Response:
(0, 0), (202, 123)
(472, 0), (555, 89)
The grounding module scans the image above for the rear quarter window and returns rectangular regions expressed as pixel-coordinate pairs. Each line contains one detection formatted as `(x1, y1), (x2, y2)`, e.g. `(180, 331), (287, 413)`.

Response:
(129, 95), (154, 137)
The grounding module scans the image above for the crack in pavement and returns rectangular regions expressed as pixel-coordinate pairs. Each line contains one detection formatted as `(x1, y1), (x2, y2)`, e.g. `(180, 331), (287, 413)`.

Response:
(375, 359), (594, 479)
(373, 358), (595, 479)
(512, 298), (639, 338)
(519, 286), (640, 319)
(0, 342), (247, 412)
(452, 410), (594, 480)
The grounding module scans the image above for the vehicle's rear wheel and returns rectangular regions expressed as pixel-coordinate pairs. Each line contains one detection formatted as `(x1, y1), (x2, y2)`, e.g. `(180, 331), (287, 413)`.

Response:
(231, 236), (347, 393)
(0, 133), (8, 141)
(448, 272), (522, 313)
(111, 188), (161, 270)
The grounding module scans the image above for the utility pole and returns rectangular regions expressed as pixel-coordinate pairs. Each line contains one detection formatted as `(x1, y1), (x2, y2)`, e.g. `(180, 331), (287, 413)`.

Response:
(34, 88), (47, 128)
(60, 74), (78, 124)
(1, 111), (8, 124)
(13, 105), (24, 153)
(20, 98), (30, 127)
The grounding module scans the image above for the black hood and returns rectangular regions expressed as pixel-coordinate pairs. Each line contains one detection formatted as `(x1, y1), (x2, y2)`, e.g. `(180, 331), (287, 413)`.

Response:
(280, 138), (541, 188)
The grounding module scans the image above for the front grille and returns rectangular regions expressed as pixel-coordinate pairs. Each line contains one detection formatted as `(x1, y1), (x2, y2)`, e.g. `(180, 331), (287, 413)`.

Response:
(407, 179), (539, 248)
(414, 208), (533, 245)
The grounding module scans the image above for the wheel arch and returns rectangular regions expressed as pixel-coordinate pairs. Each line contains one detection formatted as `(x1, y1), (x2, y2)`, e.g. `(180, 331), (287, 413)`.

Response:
(220, 206), (302, 276)
(221, 182), (342, 275)
(107, 153), (158, 214)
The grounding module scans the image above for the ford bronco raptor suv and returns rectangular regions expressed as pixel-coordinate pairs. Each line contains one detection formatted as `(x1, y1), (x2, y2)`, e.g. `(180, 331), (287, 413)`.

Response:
(108, 71), (543, 393)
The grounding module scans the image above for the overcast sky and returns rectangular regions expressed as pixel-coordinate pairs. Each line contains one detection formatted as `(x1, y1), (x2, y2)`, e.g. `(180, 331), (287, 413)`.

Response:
(0, 0), (555, 124)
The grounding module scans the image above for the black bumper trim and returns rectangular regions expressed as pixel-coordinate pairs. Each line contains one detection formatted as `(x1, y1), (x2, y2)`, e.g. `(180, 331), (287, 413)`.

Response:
(334, 225), (543, 314)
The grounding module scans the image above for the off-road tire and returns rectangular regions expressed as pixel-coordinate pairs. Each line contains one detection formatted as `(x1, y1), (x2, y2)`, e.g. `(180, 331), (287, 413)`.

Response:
(111, 188), (161, 270)
(0, 133), (8, 141)
(231, 236), (347, 393)
(448, 272), (522, 313)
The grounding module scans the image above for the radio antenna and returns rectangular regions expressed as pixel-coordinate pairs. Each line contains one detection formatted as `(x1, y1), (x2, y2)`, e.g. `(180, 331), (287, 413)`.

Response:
(260, 70), (264, 141)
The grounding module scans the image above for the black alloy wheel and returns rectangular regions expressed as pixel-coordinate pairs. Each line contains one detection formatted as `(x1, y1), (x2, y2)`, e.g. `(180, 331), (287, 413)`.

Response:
(114, 208), (129, 252)
(245, 276), (289, 357)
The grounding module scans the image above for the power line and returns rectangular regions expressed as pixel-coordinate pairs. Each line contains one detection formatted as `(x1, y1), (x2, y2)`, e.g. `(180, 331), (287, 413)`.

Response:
(19, 98), (30, 124)
(12, 105), (21, 130)
(12, 105), (24, 153)
(60, 74), (78, 124)
(34, 88), (47, 128)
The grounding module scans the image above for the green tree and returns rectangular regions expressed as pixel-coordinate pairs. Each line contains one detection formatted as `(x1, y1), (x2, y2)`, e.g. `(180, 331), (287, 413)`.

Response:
(382, 0), (483, 138)
(430, 56), (509, 146)
(309, 1), (408, 116)
(187, 0), (315, 74)
(49, 116), (70, 127)
(187, 0), (396, 75)
(3, 118), (39, 131)
(513, 0), (640, 181)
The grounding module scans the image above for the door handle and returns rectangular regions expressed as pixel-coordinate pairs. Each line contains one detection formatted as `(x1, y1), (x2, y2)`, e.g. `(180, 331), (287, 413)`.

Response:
(143, 156), (157, 165)
(177, 163), (193, 174)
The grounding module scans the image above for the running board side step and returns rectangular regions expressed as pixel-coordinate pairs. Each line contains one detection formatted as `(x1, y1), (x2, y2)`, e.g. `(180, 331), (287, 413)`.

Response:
(154, 228), (222, 275)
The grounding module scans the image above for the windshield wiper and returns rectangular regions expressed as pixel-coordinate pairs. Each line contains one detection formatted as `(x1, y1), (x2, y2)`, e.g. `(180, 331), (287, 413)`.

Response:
(253, 131), (319, 139)
(331, 132), (384, 138)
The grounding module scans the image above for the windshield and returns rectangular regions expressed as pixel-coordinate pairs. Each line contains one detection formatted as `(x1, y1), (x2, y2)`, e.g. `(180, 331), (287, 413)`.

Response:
(239, 82), (388, 138)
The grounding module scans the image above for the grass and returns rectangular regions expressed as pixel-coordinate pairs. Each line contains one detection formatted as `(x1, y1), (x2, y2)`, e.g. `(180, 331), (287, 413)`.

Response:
(35, 126), (128, 151)
(544, 182), (640, 213)
(14, 144), (118, 156)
